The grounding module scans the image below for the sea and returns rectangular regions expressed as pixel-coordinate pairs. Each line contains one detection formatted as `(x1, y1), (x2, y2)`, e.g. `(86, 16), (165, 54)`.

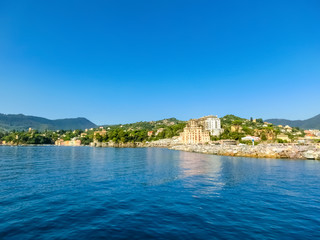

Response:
(1, 146), (320, 239)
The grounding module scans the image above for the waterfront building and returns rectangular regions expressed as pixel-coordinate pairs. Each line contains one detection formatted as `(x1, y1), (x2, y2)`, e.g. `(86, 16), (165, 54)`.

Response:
(148, 131), (153, 137)
(55, 139), (81, 146)
(55, 139), (64, 146)
(180, 115), (223, 144)
(204, 115), (223, 136)
(197, 115), (223, 136)
(219, 139), (237, 145)
(180, 120), (210, 144)
(241, 136), (261, 141)
(65, 139), (81, 146)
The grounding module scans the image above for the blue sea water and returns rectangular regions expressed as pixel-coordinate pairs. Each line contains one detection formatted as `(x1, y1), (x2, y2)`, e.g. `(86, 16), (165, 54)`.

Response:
(0, 146), (320, 239)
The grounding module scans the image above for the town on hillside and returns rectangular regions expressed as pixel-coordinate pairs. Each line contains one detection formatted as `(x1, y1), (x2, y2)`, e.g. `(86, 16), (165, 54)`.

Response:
(0, 115), (320, 147)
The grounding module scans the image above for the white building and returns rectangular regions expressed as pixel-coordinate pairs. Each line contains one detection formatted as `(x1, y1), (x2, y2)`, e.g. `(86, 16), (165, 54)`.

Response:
(241, 136), (261, 141)
(202, 115), (223, 136)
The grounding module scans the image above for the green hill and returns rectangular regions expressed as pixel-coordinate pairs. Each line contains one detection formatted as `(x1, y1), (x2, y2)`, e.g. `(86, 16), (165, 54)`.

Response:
(104, 118), (184, 131)
(266, 114), (320, 130)
(0, 113), (97, 131)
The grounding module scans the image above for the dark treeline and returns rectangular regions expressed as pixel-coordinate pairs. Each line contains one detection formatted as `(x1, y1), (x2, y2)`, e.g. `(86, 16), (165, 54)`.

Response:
(0, 122), (187, 145)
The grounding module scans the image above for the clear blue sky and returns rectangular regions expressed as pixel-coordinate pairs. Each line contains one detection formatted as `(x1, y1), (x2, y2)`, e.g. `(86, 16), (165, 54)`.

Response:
(0, 0), (319, 125)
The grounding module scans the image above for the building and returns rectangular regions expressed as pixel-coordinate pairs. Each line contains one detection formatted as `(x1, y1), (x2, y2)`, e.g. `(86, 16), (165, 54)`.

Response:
(306, 129), (320, 137)
(219, 139), (237, 145)
(241, 136), (261, 141)
(55, 139), (81, 146)
(147, 131), (153, 137)
(155, 128), (164, 136)
(198, 115), (223, 136)
(94, 129), (107, 137)
(231, 125), (243, 133)
(65, 140), (81, 146)
(55, 139), (64, 146)
(277, 134), (291, 142)
(180, 120), (210, 144)
(180, 115), (223, 144)
(180, 115), (224, 144)
(284, 125), (292, 132)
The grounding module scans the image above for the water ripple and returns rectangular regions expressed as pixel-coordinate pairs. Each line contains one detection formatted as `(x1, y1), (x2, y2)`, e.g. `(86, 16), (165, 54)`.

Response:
(0, 146), (320, 239)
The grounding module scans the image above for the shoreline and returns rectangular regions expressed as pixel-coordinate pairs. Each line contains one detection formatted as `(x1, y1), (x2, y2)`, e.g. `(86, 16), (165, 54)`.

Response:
(169, 143), (320, 160)
(2, 141), (320, 160)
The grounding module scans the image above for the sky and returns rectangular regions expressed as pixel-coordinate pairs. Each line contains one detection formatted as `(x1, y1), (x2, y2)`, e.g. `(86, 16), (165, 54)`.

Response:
(0, 0), (319, 125)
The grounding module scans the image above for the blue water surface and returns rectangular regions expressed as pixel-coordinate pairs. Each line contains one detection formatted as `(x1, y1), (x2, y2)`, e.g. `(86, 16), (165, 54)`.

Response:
(0, 146), (320, 239)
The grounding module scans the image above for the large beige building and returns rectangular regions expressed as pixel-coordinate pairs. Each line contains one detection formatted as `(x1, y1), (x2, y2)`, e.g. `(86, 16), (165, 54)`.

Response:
(180, 120), (210, 144)
(180, 115), (223, 144)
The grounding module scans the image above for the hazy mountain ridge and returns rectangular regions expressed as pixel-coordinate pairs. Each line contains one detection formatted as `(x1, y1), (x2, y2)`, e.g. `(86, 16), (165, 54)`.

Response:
(266, 114), (320, 130)
(0, 114), (97, 131)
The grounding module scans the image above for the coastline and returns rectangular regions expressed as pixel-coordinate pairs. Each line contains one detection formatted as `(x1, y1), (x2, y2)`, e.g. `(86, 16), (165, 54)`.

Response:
(91, 139), (320, 160)
(169, 144), (320, 160)
(2, 141), (320, 160)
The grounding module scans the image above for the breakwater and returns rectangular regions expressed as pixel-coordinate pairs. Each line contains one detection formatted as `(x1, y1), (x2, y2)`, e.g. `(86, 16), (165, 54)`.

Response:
(170, 143), (320, 160)
(91, 138), (320, 160)
(3, 140), (320, 160)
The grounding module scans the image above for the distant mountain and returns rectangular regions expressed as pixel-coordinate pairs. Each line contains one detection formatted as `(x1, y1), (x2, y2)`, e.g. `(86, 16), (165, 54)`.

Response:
(0, 114), (97, 131)
(266, 114), (320, 130)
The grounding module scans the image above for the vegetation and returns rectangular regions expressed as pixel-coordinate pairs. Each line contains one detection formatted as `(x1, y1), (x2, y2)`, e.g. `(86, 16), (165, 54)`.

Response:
(0, 118), (186, 145)
(92, 120), (186, 144)
(0, 115), (314, 146)
(0, 130), (55, 145)
(216, 115), (305, 142)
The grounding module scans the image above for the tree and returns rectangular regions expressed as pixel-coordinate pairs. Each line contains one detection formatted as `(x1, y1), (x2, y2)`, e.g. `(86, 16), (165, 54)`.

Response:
(261, 133), (267, 141)
(232, 120), (243, 125)
(95, 133), (103, 142)
(256, 118), (264, 124)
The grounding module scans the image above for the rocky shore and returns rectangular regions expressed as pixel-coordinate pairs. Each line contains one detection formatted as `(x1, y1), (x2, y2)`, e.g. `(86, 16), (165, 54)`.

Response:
(170, 143), (320, 160)
(91, 137), (181, 148)
(91, 137), (320, 160)
(6, 139), (319, 160)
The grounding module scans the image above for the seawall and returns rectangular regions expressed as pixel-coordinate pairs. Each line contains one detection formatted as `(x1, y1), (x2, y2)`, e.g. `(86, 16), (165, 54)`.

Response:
(170, 144), (320, 160)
